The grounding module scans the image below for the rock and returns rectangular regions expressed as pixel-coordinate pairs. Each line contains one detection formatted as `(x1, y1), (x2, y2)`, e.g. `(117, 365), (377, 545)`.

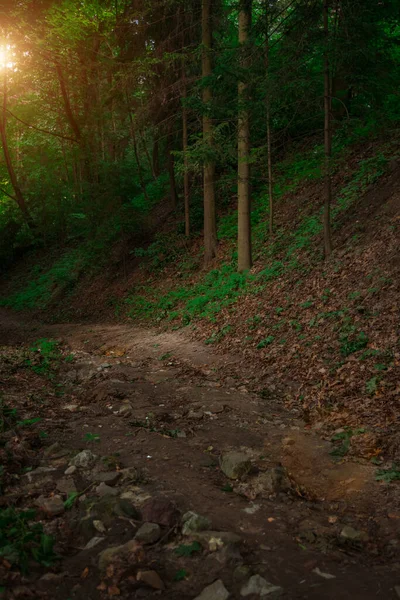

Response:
(118, 498), (141, 519)
(313, 567), (336, 580)
(93, 471), (121, 487)
(64, 465), (77, 476)
(57, 477), (77, 496)
(137, 570), (165, 590)
(256, 468), (289, 495)
(395, 585), (400, 599)
(135, 523), (161, 544)
(182, 511), (212, 535)
(84, 536), (105, 550)
(93, 520), (107, 534)
(233, 565), (251, 583)
(194, 579), (230, 600)
(220, 452), (251, 480)
(96, 482), (119, 497)
(191, 531), (242, 551)
(36, 495), (64, 517)
(40, 572), (67, 582)
(119, 467), (142, 483)
(70, 450), (97, 469)
(340, 526), (369, 542)
(118, 403), (133, 417)
(141, 497), (179, 527)
(63, 404), (79, 412)
(43, 442), (68, 458)
(24, 466), (56, 483)
(241, 575), (283, 597)
(188, 410), (204, 420)
(98, 539), (144, 571)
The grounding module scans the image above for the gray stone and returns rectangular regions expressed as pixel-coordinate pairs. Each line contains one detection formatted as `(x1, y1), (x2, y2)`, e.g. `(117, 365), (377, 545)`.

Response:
(64, 465), (77, 476)
(191, 530), (242, 550)
(96, 482), (119, 497)
(233, 566), (251, 583)
(188, 410), (204, 420)
(119, 403), (133, 417)
(194, 579), (230, 600)
(119, 467), (142, 483)
(220, 452), (251, 480)
(256, 468), (289, 495)
(44, 442), (68, 458)
(93, 471), (121, 486)
(98, 539), (143, 571)
(135, 523), (161, 544)
(395, 585), (400, 599)
(340, 526), (369, 543)
(57, 477), (77, 496)
(24, 466), (56, 483)
(36, 495), (64, 517)
(241, 575), (283, 597)
(93, 520), (107, 534)
(141, 497), (179, 527)
(182, 511), (212, 535)
(84, 536), (105, 550)
(70, 450), (97, 469)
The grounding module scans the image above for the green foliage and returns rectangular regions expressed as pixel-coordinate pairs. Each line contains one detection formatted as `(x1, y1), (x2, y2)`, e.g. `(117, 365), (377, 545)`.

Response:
(376, 464), (400, 483)
(0, 508), (57, 572)
(330, 427), (365, 458)
(340, 331), (368, 357)
(84, 432), (100, 443)
(174, 542), (201, 558)
(257, 336), (275, 349)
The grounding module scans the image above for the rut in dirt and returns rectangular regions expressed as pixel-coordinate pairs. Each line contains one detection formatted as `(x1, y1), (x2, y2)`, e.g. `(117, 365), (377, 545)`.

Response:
(0, 309), (399, 600)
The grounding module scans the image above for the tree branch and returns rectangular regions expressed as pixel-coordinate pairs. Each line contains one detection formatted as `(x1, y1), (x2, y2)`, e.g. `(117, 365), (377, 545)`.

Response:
(6, 109), (79, 143)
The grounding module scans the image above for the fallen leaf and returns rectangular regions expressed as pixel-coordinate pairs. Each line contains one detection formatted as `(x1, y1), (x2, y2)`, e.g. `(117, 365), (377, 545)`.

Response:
(97, 582), (107, 591)
(81, 567), (89, 579)
(328, 516), (338, 524)
(267, 517), (275, 523)
(108, 585), (121, 596)
(106, 564), (115, 579)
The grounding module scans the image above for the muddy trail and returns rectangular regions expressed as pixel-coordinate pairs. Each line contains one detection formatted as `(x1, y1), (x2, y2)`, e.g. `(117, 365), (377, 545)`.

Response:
(0, 308), (399, 600)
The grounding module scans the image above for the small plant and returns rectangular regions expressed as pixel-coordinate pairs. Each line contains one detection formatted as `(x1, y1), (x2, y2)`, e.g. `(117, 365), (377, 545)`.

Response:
(221, 483), (233, 493)
(330, 427), (365, 458)
(257, 336), (275, 349)
(174, 569), (188, 581)
(174, 541), (201, 557)
(340, 331), (368, 357)
(365, 376), (379, 395)
(0, 508), (57, 572)
(376, 464), (400, 483)
(84, 432), (100, 443)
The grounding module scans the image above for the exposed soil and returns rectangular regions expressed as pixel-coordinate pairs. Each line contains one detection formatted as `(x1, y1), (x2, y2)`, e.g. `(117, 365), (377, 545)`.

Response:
(1, 308), (399, 599)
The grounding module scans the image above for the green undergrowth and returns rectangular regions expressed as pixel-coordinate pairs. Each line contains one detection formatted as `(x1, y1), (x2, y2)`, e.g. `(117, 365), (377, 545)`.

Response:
(124, 141), (392, 325)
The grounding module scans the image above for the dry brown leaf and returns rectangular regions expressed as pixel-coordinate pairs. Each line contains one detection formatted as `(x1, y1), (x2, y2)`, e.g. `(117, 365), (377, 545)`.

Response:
(97, 582), (107, 591)
(106, 564), (115, 578)
(108, 586), (121, 596)
(81, 567), (89, 579)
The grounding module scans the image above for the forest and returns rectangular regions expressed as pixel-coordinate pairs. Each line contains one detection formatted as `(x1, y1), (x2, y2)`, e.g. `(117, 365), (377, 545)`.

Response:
(0, 1), (400, 599)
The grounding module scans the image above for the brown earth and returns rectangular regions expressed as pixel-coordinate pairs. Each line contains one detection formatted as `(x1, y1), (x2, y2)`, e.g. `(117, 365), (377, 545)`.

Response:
(1, 308), (400, 599)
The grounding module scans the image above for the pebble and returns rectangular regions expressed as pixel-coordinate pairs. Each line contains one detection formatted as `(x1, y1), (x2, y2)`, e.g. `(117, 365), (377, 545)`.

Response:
(182, 511), (212, 535)
(93, 520), (107, 534)
(191, 530), (242, 551)
(57, 477), (77, 495)
(36, 495), (65, 517)
(24, 466), (56, 483)
(395, 585), (400, 598)
(194, 579), (230, 600)
(84, 536), (105, 550)
(241, 575), (283, 597)
(93, 471), (121, 486)
(40, 572), (67, 582)
(135, 522), (161, 544)
(220, 451), (251, 480)
(98, 539), (144, 571)
(340, 525), (369, 542)
(70, 450), (97, 469)
(64, 465), (77, 475)
(96, 482), (119, 497)
(136, 570), (165, 590)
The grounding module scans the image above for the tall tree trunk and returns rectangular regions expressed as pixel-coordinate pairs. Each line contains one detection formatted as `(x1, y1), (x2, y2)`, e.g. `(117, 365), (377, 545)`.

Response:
(182, 64), (190, 236)
(0, 70), (34, 229)
(202, 0), (217, 265)
(140, 131), (156, 180)
(55, 63), (81, 141)
(265, 2), (274, 236)
(167, 125), (178, 209)
(323, 0), (333, 257)
(237, 0), (252, 272)
(152, 137), (160, 178)
(128, 111), (149, 203)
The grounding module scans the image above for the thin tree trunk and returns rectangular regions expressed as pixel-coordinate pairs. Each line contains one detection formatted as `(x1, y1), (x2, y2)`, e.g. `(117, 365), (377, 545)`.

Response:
(55, 63), (81, 141)
(202, 0), (217, 265)
(140, 131), (156, 180)
(0, 70), (34, 228)
(323, 0), (333, 258)
(182, 64), (190, 236)
(152, 137), (160, 177)
(265, 3), (274, 236)
(237, 0), (252, 272)
(128, 111), (149, 203)
(167, 126), (178, 209)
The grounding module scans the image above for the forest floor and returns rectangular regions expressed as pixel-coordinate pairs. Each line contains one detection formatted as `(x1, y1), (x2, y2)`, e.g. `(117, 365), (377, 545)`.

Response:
(1, 307), (400, 600)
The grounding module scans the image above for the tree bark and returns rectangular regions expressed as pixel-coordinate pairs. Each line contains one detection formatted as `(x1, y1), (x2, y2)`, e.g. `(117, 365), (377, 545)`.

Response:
(128, 111), (149, 203)
(182, 64), (190, 236)
(323, 0), (333, 258)
(55, 63), (81, 141)
(152, 137), (160, 178)
(167, 125), (178, 209)
(237, 0), (252, 272)
(202, 0), (218, 265)
(0, 70), (34, 228)
(265, 2), (274, 236)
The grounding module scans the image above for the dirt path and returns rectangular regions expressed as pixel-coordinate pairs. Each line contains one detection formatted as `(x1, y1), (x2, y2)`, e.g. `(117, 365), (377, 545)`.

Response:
(0, 308), (399, 599)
